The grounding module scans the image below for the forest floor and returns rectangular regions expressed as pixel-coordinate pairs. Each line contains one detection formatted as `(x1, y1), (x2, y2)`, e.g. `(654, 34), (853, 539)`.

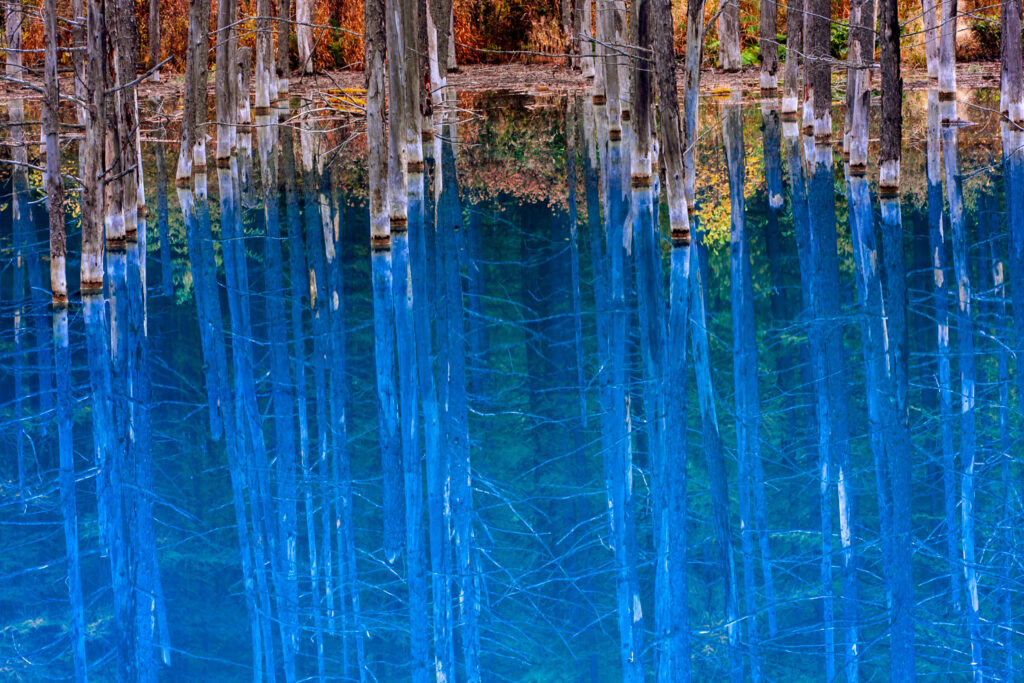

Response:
(0, 60), (1003, 103)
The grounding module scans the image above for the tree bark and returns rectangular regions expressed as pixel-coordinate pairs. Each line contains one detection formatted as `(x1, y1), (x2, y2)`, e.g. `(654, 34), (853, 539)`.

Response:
(651, 0), (690, 241)
(718, 0), (741, 70)
(277, 0), (290, 91)
(845, 0), (876, 168)
(216, 0), (236, 160)
(82, 0), (108, 291)
(630, 0), (652, 183)
(297, 0), (313, 73)
(879, 0), (902, 192)
(937, 0), (956, 101)
(759, 0), (779, 89)
(807, 0), (831, 140)
(782, 0), (803, 113)
(43, 0), (66, 304)
(386, 0), (409, 223)
(149, 0), (161, 79)
(1000, 0), (1023, 120)
(367, 0), (389, 244)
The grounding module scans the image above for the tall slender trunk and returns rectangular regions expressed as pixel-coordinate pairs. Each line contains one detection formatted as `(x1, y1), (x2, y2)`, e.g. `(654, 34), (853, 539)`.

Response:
(630, 0), (652, 183)
(651, 0), (690, 240)
(937, 0), (957, 102)
(845, 0), (876, 168)
(149, 0), (161, 78)
(42, 0), (66, 304)
(82, 0), (108, 291)
(781, 0), (803, 113)
(216, 0), (237, 161)
(807, 0), (831, 139)
(760, 0), (779, 89)
(297, 0), (313, 72)
(387, 0), (409, 224)
(879, 0), (902, 192)
(1000, 0), (1023, 120)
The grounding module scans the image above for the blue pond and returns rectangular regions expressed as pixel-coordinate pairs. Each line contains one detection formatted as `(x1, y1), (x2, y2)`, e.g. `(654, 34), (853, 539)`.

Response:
(2, 89), (1023, 681)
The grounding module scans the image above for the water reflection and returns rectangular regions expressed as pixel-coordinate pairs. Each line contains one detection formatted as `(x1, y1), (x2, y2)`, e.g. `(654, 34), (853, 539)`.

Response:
(2, 92), (1024, 681)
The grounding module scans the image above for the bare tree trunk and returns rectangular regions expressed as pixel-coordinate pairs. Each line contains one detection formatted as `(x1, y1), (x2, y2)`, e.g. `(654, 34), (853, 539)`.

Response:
(386, 0), (408, 224)
(297, 0), (312, 73)
(879, 0), (902, 193)
(43, 0), (66, 305)
(651, 0), (690, 241)
(257, 0), (278, 103)
(682, 0), (706, 207)
(718, 0), (741, 70)
(277, 0), (290, 92)
(145, 0), (159, 81)
(760, 0), (778, 90)
(367, 0), (389, 245)
(403, 0), (424, 168)
(216, 0), (236, 161)
(845, 0), (876, 167)
(782, 0), (802, 114)
(447, 8), (456, 71)
(807, 0), (831, 140)
(1000, 0), (1023, 121)
(6, 0), (23, 78)
(596, 0), (623, 137)
(631, 0), (652, 183)
(82, 0), (107, 291)
(582, 0), (595, 78)
(923, 0), (939, 77)
(937, 0), (956, 103)
(176, 0), (202, 181)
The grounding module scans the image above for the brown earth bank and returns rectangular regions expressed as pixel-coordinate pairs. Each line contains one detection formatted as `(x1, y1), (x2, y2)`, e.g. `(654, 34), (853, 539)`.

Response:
(0, 61), (1004, 104)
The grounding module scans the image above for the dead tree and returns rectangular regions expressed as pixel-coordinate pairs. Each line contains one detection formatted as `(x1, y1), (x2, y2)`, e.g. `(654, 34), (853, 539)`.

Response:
(651, 0), (690, 241)
(277, 0), (290, 93)
(149, 0), (160, 79)
(1001, 0), (1023, 121)
(846, 0), (877, 169)
(718, 0), (741, 70)
(82, 0), (108, 291)
(760, 0), (779, 90)
(297, 0), (313, 73)
(43, 0), (66, 304)
(386, 0), (409, 223)
(806, 0), (831, 140)
(216, 0), (237, 160)
(367, 0), (389, 246)
(781, 0), (802, 114)
(630, 0), (652, 183)
(879, 0), (902, 192)
(937, 0), (956, 103)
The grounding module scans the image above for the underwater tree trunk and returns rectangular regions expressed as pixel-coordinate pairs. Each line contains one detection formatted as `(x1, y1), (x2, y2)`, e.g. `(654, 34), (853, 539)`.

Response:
(759, 0), (778, 89)
(722, 98), (764, 683)
(926, 89), (961, 614)
(942, 103), (983, 683)
(879, 0), (902, 193)
(718, 0), (741, 70)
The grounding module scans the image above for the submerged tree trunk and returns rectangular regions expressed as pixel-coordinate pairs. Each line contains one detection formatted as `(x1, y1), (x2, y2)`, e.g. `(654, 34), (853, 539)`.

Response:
(937, 0), (957, 102)
(807, 0), (831, 140)
(759, 0), (778, 89)
(43, 0), (66, 304)
(651, 0), (690, 241)
(879, 0), (902, 192)
(630, 0), (652, 183)
(367, 0), (389, 244)
(782, 0), (803, 114)
(845, 0), (876, 168)
(82, 0), (108, 291)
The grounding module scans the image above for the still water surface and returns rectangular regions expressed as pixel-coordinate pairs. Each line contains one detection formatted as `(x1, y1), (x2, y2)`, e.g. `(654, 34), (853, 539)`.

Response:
(2, 90), (1023, 681)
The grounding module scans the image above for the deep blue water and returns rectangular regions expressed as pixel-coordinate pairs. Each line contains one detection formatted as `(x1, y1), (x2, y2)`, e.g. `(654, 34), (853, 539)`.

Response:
(2, 90), (1024, 681)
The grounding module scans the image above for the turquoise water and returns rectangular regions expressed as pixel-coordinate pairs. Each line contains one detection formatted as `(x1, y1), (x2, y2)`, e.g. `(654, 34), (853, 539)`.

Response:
(1, 90), (1023, 681)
